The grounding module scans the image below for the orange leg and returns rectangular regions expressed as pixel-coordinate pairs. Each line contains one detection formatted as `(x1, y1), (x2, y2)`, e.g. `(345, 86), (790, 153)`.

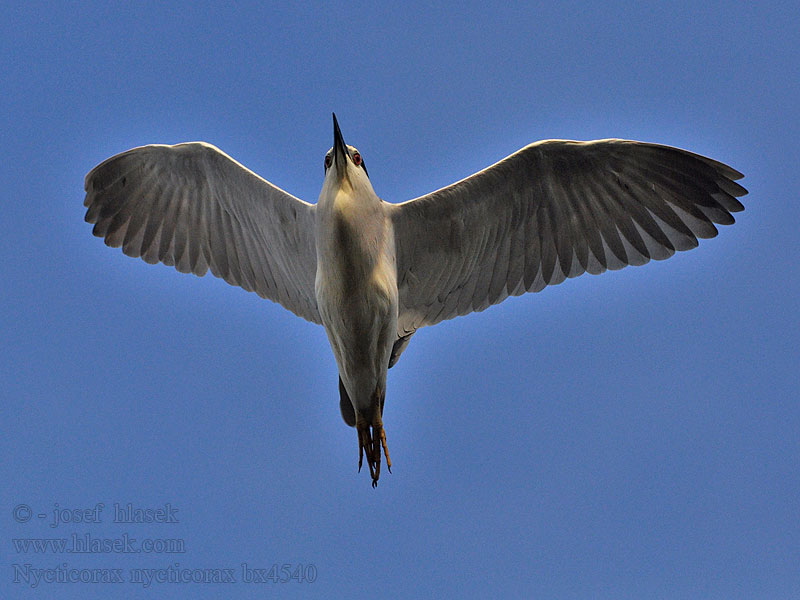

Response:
(356, 409), (391, 487)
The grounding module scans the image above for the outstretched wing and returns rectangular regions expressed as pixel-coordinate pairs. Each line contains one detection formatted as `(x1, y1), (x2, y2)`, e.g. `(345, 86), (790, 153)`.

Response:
(390, 139), (747, 334)
(84, 142), (321, 323)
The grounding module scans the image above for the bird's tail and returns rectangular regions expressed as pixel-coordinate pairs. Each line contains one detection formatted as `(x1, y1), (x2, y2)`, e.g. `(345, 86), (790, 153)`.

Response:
(338, 376), (356, 427)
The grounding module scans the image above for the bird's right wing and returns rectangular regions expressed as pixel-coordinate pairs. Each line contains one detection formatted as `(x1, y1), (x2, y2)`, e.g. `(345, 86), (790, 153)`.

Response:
(390, 139), (747, 334)
(84, 142), (321, 323)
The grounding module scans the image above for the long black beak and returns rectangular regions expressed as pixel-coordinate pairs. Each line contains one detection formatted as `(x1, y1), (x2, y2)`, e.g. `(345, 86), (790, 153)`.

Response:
(332, 113), (348, 180)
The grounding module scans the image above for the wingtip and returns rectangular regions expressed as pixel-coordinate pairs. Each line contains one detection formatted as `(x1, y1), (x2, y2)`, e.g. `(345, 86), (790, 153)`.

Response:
(726, 165), (746, 181)
(83, 168), (96, 193)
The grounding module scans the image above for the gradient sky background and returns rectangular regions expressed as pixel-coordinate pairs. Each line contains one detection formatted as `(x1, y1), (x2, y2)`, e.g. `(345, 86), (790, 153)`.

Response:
(2, 2), (798, 599)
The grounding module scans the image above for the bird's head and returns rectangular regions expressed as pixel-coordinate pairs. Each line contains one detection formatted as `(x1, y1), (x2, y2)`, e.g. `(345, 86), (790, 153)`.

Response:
(323, 113), (372, 194)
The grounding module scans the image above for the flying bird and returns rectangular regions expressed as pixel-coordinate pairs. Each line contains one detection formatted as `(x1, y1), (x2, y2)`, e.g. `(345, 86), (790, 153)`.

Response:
(83, 114), (747, 486)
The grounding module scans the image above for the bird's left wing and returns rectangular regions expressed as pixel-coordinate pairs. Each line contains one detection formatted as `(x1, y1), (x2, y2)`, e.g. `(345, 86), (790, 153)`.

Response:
(390, 139), (747, 335)
(84, 142), (321, 323)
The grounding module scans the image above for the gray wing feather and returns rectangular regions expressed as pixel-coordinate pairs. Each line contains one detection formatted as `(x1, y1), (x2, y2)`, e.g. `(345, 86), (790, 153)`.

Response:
(84, 142), (321, 323)
(391, 139), (747, 335)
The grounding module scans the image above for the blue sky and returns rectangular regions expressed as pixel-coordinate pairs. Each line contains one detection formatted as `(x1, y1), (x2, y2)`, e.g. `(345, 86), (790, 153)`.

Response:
(2, 2), (798, 598)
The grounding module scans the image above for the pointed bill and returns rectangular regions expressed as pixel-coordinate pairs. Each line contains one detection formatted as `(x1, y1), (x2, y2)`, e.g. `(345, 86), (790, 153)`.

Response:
(332, 113), (348, 180)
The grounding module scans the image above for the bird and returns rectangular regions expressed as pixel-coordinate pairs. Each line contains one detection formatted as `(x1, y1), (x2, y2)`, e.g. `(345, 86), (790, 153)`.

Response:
(83, 114), (747, 487)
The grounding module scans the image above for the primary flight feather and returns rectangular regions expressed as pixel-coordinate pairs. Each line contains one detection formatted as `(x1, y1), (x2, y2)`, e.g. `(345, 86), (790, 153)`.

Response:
(84, 114), (747, 486)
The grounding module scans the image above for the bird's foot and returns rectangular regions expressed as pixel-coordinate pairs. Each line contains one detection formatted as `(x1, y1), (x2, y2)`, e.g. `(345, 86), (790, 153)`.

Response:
(357, 412), (391, 488)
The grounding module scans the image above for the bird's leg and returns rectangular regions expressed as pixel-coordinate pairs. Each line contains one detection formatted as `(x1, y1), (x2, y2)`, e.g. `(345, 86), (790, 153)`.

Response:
(358, 429), (365, 472)
(357, 417), (375, 481)
(355, 392), (392, 487)
(373, 409), (391, 475)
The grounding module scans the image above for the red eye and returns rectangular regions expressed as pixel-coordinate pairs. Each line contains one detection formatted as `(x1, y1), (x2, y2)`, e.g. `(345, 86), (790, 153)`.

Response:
(353, 153), (362, 166)
(324, 155), (332, 168)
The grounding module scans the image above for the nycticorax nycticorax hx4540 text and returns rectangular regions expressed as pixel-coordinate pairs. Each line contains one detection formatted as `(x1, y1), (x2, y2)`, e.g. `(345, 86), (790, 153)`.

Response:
(84, 114), (747, 486)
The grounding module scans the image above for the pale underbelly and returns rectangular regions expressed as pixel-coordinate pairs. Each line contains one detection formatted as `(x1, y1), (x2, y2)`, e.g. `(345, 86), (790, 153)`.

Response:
(316, 269), (398, 406)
